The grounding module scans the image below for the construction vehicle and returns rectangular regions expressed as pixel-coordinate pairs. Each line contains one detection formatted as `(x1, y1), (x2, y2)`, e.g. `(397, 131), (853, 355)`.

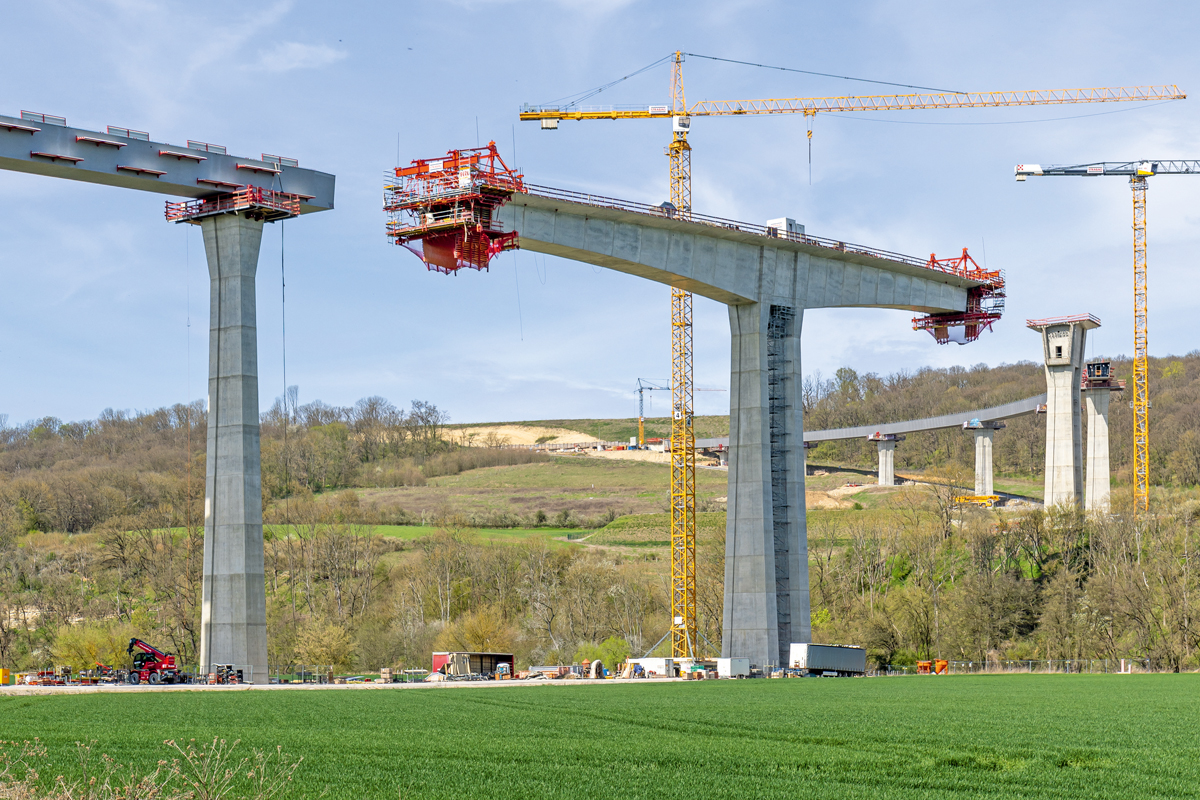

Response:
(126, 638), (182, 685)
(522, 55), (1180, 659)
(954, 495), (1001, 509)
(1015, 160), (1198, 512)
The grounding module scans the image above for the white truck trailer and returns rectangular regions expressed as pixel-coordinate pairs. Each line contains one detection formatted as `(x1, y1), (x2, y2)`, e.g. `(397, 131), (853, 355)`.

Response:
(789, 643), (867, 676)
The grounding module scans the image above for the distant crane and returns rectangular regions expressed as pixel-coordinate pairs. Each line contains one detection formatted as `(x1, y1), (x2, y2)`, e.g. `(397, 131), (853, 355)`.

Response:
(524, 56), (1183, 657)
(635, 379), (670, 447)
(1016, 161), (1200, 512)
(636, 379), (725, 447)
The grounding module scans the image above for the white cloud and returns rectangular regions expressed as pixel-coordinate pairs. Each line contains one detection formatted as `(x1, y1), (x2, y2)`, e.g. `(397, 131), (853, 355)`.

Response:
(257, 42), (348, 73)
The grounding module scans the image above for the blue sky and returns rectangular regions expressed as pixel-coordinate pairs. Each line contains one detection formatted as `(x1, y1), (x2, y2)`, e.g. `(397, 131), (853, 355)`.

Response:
(1, 0), (1197, 427)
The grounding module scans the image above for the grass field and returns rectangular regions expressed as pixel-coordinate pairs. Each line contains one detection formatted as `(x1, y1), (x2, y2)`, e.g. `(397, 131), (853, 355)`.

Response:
(3, 675), (1198, 799)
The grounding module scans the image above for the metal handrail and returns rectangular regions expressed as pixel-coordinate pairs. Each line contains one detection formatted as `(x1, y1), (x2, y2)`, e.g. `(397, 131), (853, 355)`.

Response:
(519, 183), (981, 277)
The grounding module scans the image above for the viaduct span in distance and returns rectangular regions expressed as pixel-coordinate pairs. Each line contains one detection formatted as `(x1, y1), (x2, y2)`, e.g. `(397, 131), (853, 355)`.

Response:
(0, 110), (335, 682)
(492, 188), (992, 668)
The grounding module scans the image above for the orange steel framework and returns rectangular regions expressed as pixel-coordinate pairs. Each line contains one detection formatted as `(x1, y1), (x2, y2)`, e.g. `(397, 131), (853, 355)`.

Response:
(1131, 177), (1150, 511)
(911, 248), (1006, 344)
(385, 142), (524, 274)
(164, 186), (301, 224)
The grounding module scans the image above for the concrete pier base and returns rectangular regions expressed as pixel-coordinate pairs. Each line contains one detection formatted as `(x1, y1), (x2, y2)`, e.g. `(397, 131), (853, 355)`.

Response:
(1029, 316), (1099, 508)
(723, 302), (810, 669)
(1084, 388), (1112, 512)
(198, 214), (268, 683)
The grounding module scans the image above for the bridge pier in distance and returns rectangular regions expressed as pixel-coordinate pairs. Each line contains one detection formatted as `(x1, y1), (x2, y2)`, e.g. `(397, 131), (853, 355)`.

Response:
(1082, 359), (1123, 513)
(869, 433), (904, 486)
(1028, 314), (1099, 508)
(198, 214), (268, 683)
(963, 421), (1005, 496)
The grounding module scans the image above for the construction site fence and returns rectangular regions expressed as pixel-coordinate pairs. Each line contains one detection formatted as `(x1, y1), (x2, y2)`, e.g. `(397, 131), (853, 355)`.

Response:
(522, 184), (977, 278)
(873, 658), (1153, 676)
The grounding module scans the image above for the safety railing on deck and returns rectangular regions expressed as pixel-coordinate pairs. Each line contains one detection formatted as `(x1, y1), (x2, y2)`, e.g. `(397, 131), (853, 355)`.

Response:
(521, 183), (980, 278)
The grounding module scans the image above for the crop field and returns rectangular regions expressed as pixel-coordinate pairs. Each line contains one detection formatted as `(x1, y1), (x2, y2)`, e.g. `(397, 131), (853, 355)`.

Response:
(3, 674), (1198, 799)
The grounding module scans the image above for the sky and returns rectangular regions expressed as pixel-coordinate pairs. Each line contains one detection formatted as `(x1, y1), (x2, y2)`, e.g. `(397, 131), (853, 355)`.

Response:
(1, 0), (1198, 428)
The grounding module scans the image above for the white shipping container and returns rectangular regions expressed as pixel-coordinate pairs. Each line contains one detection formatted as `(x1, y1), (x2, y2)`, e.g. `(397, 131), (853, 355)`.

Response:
(789, 643), (866, 675)
(716, 658), (750, 678)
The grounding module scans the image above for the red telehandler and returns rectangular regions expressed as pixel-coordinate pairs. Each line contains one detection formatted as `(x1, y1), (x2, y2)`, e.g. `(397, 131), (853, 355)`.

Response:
(126, 638), (183, 685)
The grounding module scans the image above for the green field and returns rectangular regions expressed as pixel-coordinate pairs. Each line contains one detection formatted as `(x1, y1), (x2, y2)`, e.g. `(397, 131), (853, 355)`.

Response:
(3, 675), (1198, 799)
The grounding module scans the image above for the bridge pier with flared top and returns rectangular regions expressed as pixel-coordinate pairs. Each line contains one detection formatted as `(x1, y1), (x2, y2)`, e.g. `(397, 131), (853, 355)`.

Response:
(1028, 315), (1100, 508)
(199, 214), (268, 683)
(869, 433), (903, 486)
(724, 302), (810, 669)
(963, 421), (1004, 496)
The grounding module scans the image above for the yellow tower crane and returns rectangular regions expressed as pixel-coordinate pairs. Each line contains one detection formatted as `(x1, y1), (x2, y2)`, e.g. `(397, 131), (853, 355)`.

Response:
(522, 55), (1183, 656)
(1016, 161), (1199, 512)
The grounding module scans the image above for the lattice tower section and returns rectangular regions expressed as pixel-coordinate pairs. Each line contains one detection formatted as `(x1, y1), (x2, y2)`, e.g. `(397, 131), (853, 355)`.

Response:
(1131, 176), (1150, 512)
(670, 289), (697, 658)
(767, 305), (795, 663)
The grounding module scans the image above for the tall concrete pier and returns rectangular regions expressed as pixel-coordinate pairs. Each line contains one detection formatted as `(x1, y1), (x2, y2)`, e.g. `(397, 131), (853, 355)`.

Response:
(499, 192), (988, 667)
(1083, 360), (1123, 512)
(199, 215), (268, 681)
(1028, 315), (1100, 508)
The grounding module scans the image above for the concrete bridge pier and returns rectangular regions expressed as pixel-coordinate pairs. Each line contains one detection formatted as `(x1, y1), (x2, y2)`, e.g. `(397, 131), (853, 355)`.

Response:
(724, 302), (810, 669)
(964, 421), (1005, 496)
(869, 433), (904, 486)
(1084, 388), (1111, 512)
(1028, 315), (1099, 508)
(198, 214), (268, 683)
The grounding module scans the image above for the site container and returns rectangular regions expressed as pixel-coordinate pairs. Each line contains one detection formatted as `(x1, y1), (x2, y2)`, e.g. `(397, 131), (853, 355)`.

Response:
(431, 651), (514, 677)
(627, 658), (676, 677)
(789, 643), (866, 676)
(715, 658), (750, 678)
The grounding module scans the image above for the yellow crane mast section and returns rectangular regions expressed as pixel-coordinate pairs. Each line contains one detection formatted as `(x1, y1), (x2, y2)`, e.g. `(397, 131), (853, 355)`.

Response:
(669, 289), (697, 659)
(1131, 177), (1150, 512)
(519, 86), (1185, 121)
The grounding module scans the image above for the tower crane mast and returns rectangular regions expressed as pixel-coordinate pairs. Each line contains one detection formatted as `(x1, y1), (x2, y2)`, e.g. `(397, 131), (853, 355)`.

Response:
(1016, 160), (1198, 513)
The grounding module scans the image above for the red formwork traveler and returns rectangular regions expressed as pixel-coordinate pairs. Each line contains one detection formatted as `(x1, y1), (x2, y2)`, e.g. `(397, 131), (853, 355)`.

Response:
(911, 248), (1006, 345)
(384, 142), (523, 274)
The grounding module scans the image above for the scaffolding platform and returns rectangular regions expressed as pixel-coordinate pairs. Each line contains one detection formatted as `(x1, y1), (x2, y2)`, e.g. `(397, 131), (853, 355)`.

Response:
(164, 186), (301, 224)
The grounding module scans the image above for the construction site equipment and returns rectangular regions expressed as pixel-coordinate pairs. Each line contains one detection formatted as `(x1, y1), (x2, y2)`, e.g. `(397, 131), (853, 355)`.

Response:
(522, 58), (1176, 660)
(127, 638), (180, 685)
(385, 142), (524, 274)
(788, 643), (867, 676)
(954, 495), (1001, 508)
(910, 249), (1006, 344)
(208, 665), (241, 685)
(1015, 161), (1199, 511)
